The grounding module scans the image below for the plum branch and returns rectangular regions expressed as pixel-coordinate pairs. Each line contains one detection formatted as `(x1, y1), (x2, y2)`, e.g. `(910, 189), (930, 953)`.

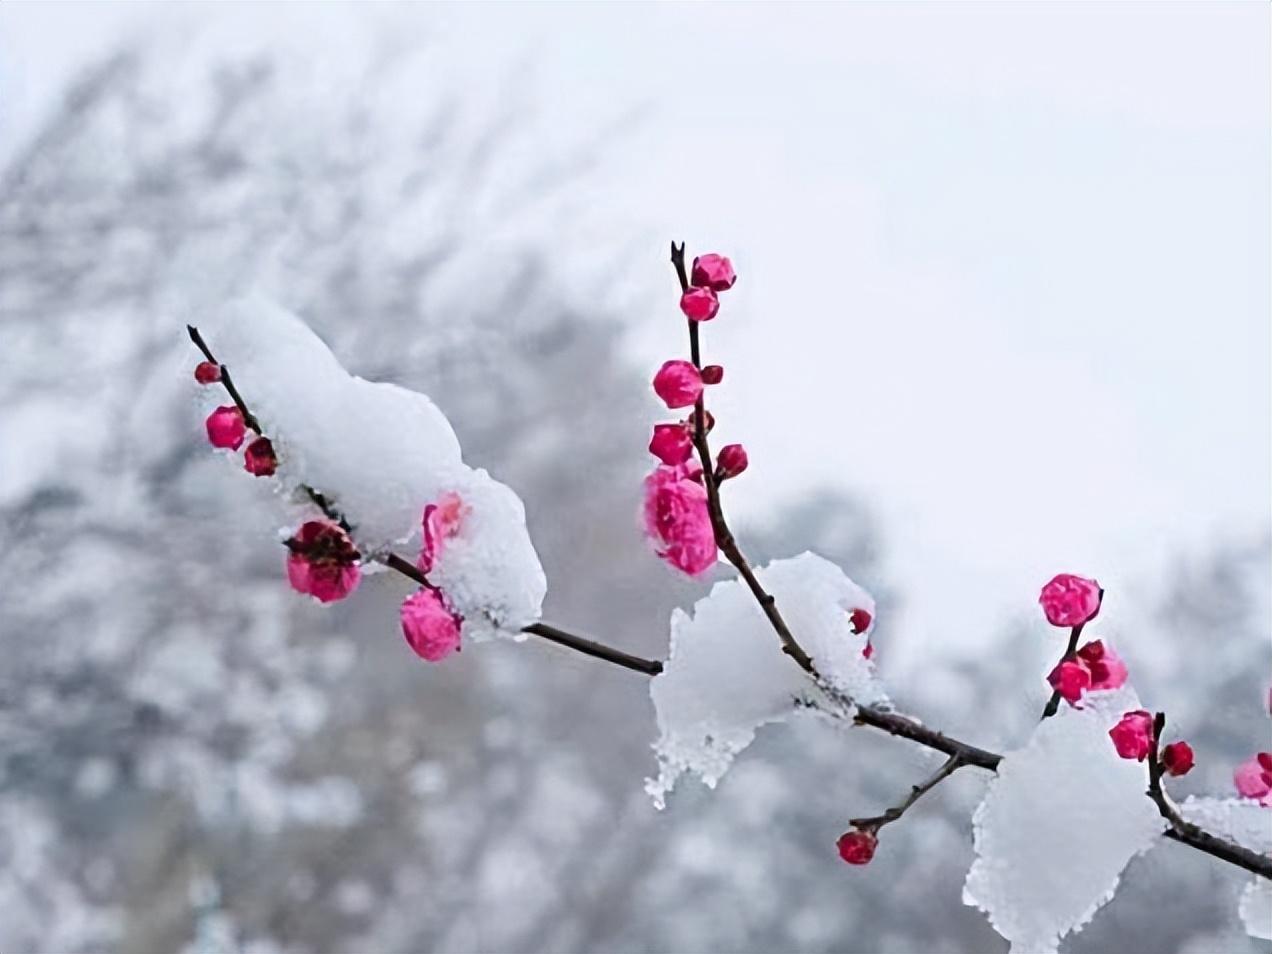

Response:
(186, 290), (1272, 885)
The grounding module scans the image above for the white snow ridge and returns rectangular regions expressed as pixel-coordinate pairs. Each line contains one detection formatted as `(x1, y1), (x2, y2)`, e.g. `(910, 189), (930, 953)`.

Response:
(963, 686), (1166, 954)
(646, 552), (886, 808)
(195, 296), (546, 640)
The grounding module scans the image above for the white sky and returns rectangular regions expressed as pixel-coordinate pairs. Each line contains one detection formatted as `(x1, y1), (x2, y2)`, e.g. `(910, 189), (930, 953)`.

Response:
(2, 3), (1268, 667)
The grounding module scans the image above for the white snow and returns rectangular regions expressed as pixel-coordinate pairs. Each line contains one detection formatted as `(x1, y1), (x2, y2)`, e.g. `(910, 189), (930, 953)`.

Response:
(646, 551), (885, 808)
(1179, 796), (1272, 942)
(193, 296), (546, 639)
(963, 686), (1166, 954)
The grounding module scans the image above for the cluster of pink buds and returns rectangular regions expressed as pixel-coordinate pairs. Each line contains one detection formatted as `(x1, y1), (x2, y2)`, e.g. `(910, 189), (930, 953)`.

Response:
(400, 493), (467, 663)
(1107, 709), (1195, 777)
(1047, 639), (1128, 705)
(642, 251), (749, 576)
(195, 365), (278, 478)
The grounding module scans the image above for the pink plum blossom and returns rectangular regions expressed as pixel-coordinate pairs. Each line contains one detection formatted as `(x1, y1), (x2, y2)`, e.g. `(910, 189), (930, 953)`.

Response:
(400, 588), (463, 662)
(1075, 639), (1127, 691)
(1109, 709), (1154, 761)
(205, 405), (247, 450)
(642, 464), (716, 576)
(243, 437), (277, 476)
(680, 286), (720, 322)
(194, 361), (221, 384)
(649, 423), (694, 466)
(836, 829), (877, 866)
(1161, 741), (1195, 777)
(1039, 573), (1102, 627)
(285, 520), (361, 603)
(419, 492), (468, 574)
(1234, 753), (1272, 806)
(691, 253), (737, 292)
(848, 607), (873, 635)
(715, 443), (749, 480)
(1048, 659), (1092, 704)
(653, 360), (704, 409)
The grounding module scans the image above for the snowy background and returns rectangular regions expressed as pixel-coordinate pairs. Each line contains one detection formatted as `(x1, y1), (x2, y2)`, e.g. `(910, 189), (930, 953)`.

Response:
(0, 4), (1268, 952)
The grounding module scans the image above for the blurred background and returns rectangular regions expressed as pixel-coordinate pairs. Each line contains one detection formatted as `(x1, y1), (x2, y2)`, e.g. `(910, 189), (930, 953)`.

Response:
(0, 4), (1268, 952)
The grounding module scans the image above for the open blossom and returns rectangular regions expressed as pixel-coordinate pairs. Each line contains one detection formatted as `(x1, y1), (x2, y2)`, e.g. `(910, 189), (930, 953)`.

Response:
(1109, 709), (1154, 761)
(243, 436), (277, 476)
(1161, 741), (1195, 777)
(653, 360), (704, 409)
(680, 286), (720, 322)
(285, 520), (361, 603)
(649, 423), (694, 466)
(1039, 573), (1102, 627)
(400, 588), (463, 662)
(205, 405), (247, 450)
(836, 829), (877, 866)
(642, 464), (716, 576)
(1234, 753), (1272, 806)
(194, 360), (222, 384)
(691, 253), (737, 292)
(419, 491), (468, 574)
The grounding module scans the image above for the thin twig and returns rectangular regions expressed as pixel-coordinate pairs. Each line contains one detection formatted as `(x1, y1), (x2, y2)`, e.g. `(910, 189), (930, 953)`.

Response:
(1039, 621), (1084, 720)
(186, 325), (261, 433)
(850, 754), (963, 832)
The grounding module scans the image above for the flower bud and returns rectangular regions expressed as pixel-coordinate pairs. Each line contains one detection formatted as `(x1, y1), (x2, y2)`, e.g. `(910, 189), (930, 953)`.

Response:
(194, 361), (222, 384)
(691, 253), (737, 292)
(649, 423), (694, 466)
(1161, 741), (1195, 777)
(715, 443), (749, 480)
(1039, 573), (1102, 628)
(1108, 710), (1154, 761)
(836, 829), (877, 865)
(205, 405), (246, 450)
(700, 364), (724, 385)
(680, 286), (720, 322)
(652, 360), (704, 409)
(243, 437), (277, 476)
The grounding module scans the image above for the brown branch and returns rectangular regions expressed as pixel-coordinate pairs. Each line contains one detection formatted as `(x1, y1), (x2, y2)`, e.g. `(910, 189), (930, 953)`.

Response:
(669, 242), (817, 675)
(1039, 621), (1085, 720)
(187, 321), (1272, 882)
(186, 325), (261, 433)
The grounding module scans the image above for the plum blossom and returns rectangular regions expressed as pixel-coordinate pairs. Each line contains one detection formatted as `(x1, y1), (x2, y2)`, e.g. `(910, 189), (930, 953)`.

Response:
(679, 286), (719, 322)
(836, 829), (876, 866)
(1039, 573), (1102, 627)
(691, 253), (737, 292)
(205, 405), (247, 450)
(1162, 741), (1195, 777)
(1234, 753), (1272, 806)
(715, 443), (749, 480)
(194, 360), (221, 384)
(285, 520), (361, 603)
(1109, 709), (1154, 761)
(642, 464), (716, 576)
(1048, 640), (1128, 705)
(400, 588), (463, 662)
(243, 437), (277, 476)
(649, 423), (694, 466)
(652, 360), (704, 409)
(419, 492), (468, 575)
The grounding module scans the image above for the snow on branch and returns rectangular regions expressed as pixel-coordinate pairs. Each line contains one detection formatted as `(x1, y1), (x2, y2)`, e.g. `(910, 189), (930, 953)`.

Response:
(185, 245), (1272, 952)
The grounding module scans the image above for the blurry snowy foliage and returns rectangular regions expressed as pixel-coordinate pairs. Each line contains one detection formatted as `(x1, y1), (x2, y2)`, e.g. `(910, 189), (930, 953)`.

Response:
(0, 46), (1268, 954)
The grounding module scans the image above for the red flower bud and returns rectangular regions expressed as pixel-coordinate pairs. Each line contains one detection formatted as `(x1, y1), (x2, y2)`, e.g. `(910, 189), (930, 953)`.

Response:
(700, 364), (724, 385)
(244, 437), (277, 477)
(836, 829), (877, 865)
(1161, 741), (1194, 777)
(691, 253), (737, 292)
(715, 443), (749, 480)
(680, 286), (720, 322)
(194, 361), (222, 384)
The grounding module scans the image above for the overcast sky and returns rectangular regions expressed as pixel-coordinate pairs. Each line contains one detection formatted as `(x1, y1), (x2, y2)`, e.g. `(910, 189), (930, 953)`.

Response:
(2, 3), (1268, 669)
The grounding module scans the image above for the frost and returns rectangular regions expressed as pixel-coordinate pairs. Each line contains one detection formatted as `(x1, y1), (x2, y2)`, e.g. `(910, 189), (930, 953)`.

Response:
(195, 296), (546, 638)
(963, 687), (1166, 954)
(1179, 797), (1272, 942)
(647, 552), (886, 808)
